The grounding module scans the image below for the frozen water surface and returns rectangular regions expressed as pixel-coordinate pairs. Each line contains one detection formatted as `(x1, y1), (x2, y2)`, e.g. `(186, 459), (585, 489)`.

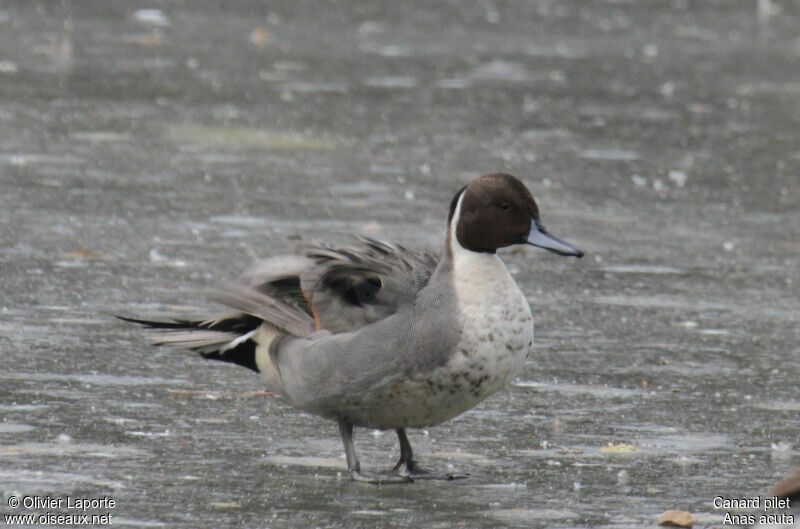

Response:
(1, 1), (799, 528)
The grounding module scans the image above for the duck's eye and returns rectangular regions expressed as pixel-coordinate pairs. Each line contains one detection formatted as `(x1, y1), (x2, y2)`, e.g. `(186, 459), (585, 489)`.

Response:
(498, 202), (511, 211)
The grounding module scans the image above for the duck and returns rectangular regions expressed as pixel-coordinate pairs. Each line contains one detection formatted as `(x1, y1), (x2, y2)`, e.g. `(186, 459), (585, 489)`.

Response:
(121, 173), (583, 483)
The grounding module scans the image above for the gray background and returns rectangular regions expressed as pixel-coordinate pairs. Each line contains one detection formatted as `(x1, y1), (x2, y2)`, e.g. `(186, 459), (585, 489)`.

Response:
(1, 1), (798, 527)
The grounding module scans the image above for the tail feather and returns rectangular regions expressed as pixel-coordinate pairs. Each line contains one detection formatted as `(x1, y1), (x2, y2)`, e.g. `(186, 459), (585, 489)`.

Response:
(205, 282), (316, 338)
(116, 314), (263, 372)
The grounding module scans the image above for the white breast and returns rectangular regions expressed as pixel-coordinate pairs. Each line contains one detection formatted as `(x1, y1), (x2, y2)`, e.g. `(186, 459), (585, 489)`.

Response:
(442, 228), (534, 402)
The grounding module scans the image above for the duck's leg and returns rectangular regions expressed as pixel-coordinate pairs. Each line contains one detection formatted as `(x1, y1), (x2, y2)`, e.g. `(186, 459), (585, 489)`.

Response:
(392, 428), (469, 480)
(337, 417), (411, 484)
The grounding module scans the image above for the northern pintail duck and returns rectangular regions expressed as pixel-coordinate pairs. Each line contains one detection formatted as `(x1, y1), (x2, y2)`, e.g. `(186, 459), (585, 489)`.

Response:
(122, 173), (583, 483)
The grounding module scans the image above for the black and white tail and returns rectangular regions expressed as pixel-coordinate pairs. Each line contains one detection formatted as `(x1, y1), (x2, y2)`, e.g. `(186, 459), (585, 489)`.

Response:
(117, 314), (264, 372)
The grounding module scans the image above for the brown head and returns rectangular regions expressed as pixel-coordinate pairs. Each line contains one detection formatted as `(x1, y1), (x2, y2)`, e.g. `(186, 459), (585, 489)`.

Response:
(448, 173), (583, 257)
